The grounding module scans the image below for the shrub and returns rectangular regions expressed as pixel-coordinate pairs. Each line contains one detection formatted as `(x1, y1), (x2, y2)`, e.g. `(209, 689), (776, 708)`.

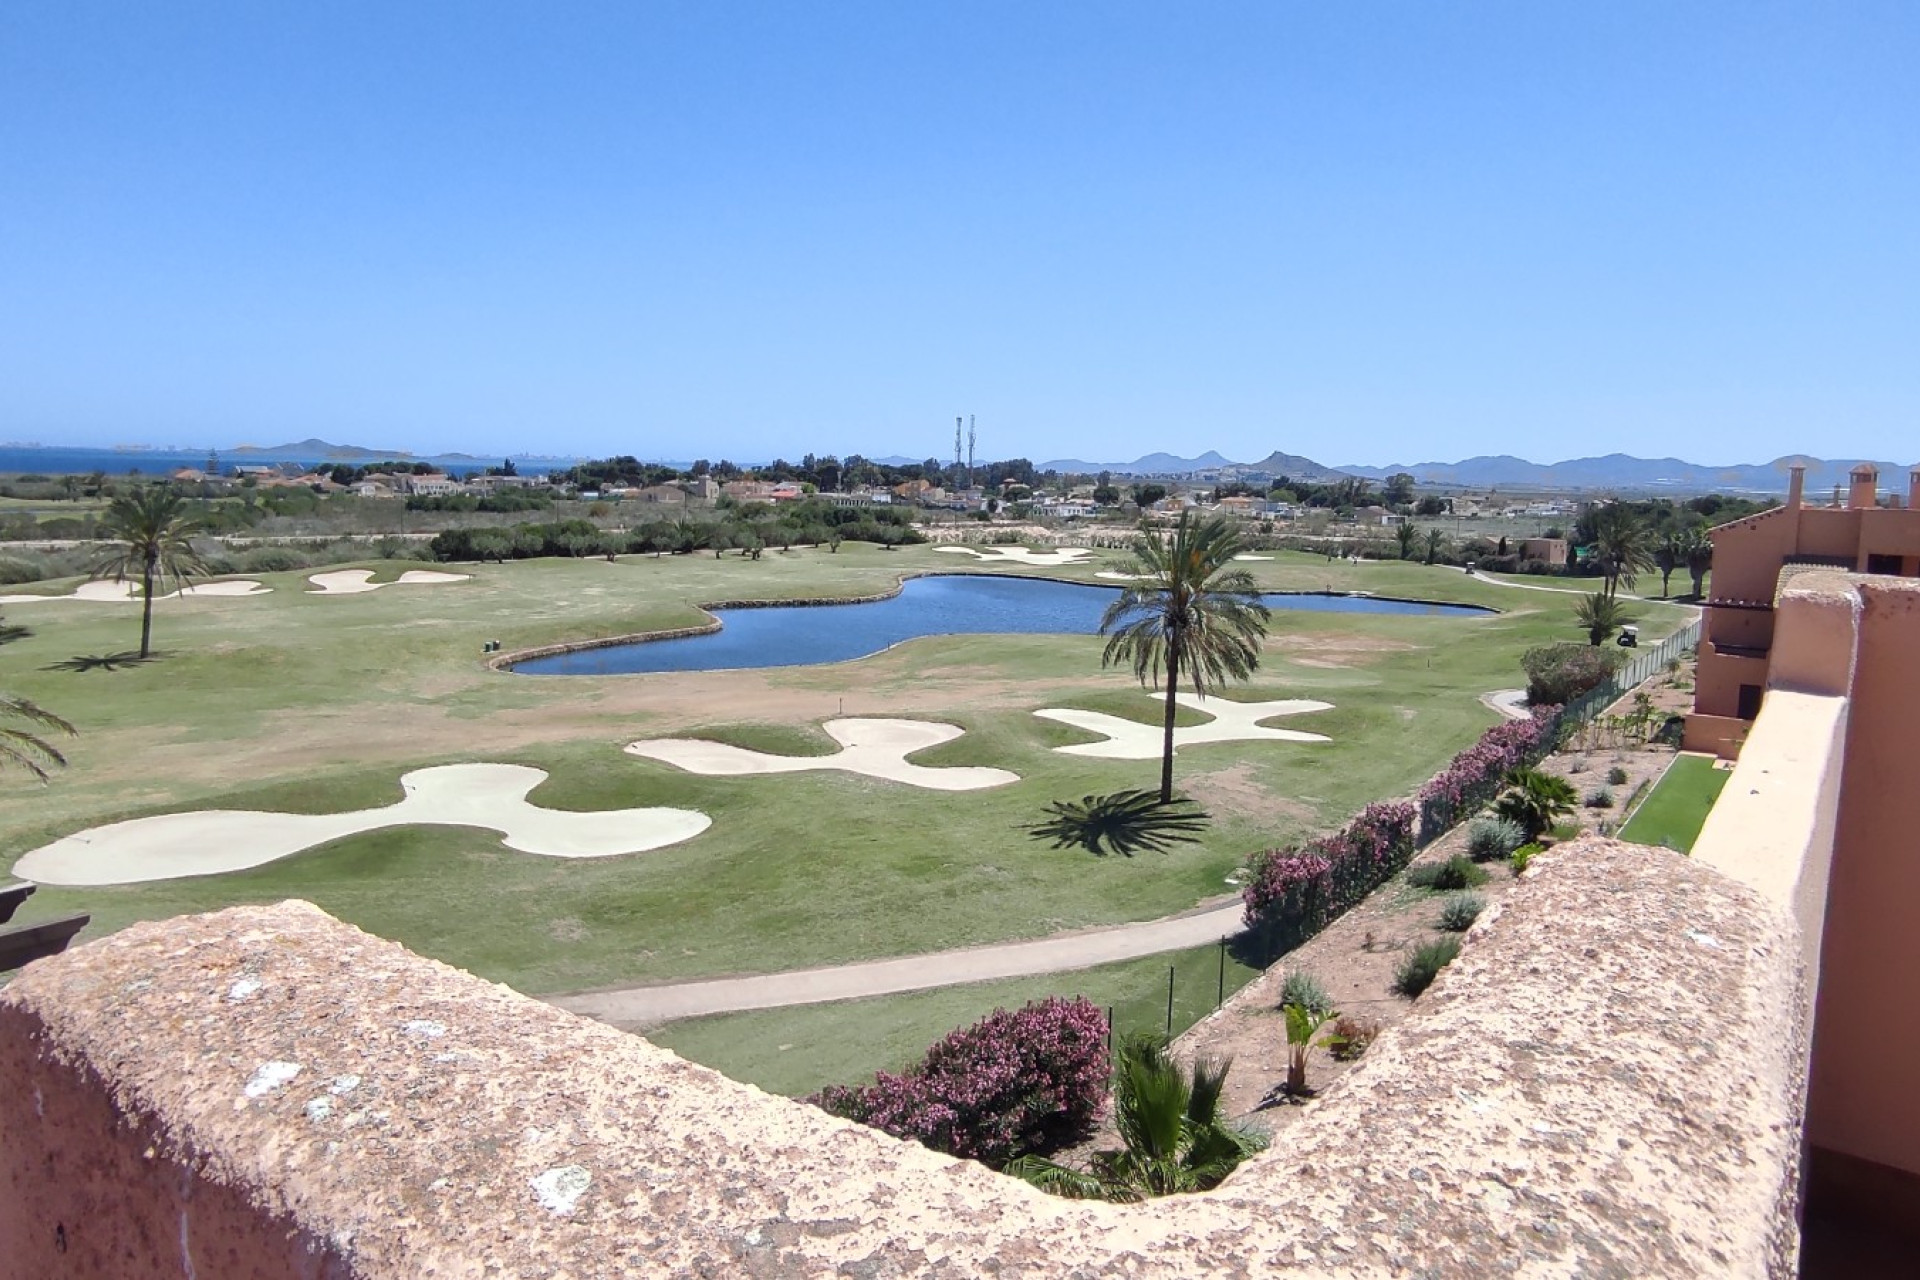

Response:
(1465, 816), (1525, 863)
(1606, 765), (1630, 786)
(1279, 970), (1334, 1017)
(1584, 786), (1614, 809)
(0, 557), (41, 585)
(1242, 801), (1416, 939)
(1510, 843), (1543, 876)
(1521, 644), (1624, 707)
(1325, 1015), (1380, 1062)
(806, 996), (1108, 1167)
(1394, 937), (1463, 997)
(1437, 893), (1485, 932)
(1417, 712), (1562, 843)
(1407, 856), (1489, 892)
(1568, 756), (1589, 774)
(1494, 768), (1579, 840)
(241, 546), (306, 573)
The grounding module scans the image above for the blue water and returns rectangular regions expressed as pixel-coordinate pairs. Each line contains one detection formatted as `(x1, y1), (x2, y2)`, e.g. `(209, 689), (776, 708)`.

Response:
(513, 574), (1491, 675)
(0, 445), (572, 478)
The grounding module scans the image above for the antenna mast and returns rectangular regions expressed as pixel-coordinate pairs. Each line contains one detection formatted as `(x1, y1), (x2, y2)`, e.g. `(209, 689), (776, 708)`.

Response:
(954, 416), (964, 483)
(967, 415), (976, 488)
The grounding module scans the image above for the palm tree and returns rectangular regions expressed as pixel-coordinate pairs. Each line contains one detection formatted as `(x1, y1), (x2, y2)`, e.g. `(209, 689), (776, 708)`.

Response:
(1588, 504), (1653, 599)
(0, 695), (75, 783)
(91, 486), (209, 658)
(1653, 530), (1681, 597)
(1572, 591), (1634, 646)
(1423, 527), (1447, 566)
(1007, 1033), (1266, 1202)
(1099, 513), (1271, 803)
(0, 612), (75, 782)
(1682, 527), (1714, 599)
(1394, 520), (1419, 560)
(1495, 768), (1578, 841)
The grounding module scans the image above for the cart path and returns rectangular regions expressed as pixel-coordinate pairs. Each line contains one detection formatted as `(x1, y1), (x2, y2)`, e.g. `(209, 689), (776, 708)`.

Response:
(547, 898), (1248, 1027)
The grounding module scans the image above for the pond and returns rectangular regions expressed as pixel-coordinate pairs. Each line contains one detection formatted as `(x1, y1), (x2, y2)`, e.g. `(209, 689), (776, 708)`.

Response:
(511, 574), (1493, 676)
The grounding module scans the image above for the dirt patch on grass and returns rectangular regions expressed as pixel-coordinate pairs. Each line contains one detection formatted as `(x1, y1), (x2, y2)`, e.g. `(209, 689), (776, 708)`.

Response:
(1180, 764), (1315, 825)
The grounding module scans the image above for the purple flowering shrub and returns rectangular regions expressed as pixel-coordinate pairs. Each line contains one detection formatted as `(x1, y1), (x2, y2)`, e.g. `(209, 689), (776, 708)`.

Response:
(1242, 801), (1416, 935)
(807, 996), (1109, 1167)
(1416, 707), (1562, 843)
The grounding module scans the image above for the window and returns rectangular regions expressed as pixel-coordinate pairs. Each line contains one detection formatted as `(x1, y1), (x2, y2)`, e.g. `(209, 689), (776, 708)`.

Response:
(1866, 553), (1903, 576)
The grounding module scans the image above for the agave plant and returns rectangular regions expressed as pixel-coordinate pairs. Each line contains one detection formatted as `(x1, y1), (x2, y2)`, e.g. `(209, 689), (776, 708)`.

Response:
(1007, 1033), (1266, 1202)
(1027, 789), (1209, 857)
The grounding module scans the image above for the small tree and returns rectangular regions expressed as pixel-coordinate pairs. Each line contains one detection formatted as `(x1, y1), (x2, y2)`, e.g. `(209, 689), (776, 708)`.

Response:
(1283, 1002), (1338, 1095)
(1395, 520), (1419, 560)
(1682, 527), (1713, 598)
(1572, 592), (1633, 646)
(1423, 527), (1447, 566)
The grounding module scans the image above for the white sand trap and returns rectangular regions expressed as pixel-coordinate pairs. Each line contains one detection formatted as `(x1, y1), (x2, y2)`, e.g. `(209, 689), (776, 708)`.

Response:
(934, 545), (1095, 567)
(626, 718), (1019, 791)
(1232, 554), (1274, 561)
(12, 763), (710, 887)
(1035, 692), (1334, 760)
(306, 569), (473, 595)
(1095, 570), (1155, 581)
(0, 578), (271, 604)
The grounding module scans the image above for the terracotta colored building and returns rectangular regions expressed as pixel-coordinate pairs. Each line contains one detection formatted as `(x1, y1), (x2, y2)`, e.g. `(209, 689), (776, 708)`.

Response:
(1686, 462), (1920, 753)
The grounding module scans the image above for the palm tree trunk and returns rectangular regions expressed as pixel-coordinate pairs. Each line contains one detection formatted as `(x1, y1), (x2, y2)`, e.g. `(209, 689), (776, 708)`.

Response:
(1160, 647), (1180, 803)
(139, 557), (155, 658)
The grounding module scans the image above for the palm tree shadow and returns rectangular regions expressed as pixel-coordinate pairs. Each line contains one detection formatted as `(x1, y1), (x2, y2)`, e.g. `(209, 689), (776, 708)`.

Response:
(1026, 790), (1210, 858)
(44, 651), (161, 672)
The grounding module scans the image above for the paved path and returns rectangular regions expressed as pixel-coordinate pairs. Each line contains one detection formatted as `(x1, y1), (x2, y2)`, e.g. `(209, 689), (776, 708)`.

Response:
(549, 898), (1247, 1027)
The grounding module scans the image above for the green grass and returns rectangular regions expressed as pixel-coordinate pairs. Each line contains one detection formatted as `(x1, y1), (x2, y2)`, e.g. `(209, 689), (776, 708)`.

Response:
(1617, 754), (1731, 853)
(649, 941), (1261, 1097)
(0, 546), (1695, 997)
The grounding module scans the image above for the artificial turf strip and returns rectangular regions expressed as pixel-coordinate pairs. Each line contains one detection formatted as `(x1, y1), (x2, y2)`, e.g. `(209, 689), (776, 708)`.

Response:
(1617, 753), (1731, 853)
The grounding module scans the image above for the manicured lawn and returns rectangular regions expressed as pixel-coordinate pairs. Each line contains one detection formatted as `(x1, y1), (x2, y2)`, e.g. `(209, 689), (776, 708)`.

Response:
(0, 545), (1694, 996)
(1618, 753), (1730, 852)
(649, 941), (1263, 1097)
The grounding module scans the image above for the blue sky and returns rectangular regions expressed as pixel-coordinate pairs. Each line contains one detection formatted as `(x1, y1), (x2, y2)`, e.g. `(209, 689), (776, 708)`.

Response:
(3, 2), (1915, 466)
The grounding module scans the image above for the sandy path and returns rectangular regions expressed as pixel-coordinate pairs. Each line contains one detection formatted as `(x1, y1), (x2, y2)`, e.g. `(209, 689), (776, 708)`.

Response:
(0, 578), (270, 604)
(1480, 689), (1531, 720)
(625, 718), (1019, 791)
(550, 899), (1245, 1025)
(1035, 692), (1333, 759)
(306, 569), (472, 594)
(13, 763), (709, 887)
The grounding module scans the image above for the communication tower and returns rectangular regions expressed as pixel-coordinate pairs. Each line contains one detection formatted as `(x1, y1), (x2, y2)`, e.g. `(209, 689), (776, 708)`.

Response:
(967, 416), (976, 487)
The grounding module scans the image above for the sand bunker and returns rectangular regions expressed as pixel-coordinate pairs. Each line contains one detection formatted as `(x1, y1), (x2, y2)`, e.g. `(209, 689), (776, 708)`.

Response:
(1035, 692), (1334, 759)
(1095, 570), (1155, 581)
(934, 546), (1095, 567)
(626, 719), (1018, 791)
(306, 569), (472, 595)
(12, 763), (710, 887)
(0, 578), (271, 604)
(1232, 554), (1274, 561)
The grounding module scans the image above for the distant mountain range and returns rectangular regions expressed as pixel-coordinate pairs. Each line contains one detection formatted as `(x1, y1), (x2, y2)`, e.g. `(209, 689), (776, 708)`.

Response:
(227, 438), (494, 463)
(1037, 447), (1910, 494)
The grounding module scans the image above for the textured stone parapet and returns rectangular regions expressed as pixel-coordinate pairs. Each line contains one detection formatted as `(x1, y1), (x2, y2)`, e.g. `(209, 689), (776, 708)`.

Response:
(0, 839), (1806, 1277)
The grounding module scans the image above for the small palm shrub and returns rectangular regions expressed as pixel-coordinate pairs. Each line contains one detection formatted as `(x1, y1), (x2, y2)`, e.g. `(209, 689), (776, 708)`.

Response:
(1510, 842), (1543, 876)
(1394, 937), (1463, 997)
(1465, 816), (1525, 863)
(1407, 855), (1489, 891)
(1584, 786), (1614, 809)
(1437, 893), (1485, 931)
(1325, 1015), (1380, 1062)
(1279, 970), (1333, 1017)
(1606, 765), (1629, 786)
(1282, 1002), (1337, 1094)
(1495, 767), (1579, 840)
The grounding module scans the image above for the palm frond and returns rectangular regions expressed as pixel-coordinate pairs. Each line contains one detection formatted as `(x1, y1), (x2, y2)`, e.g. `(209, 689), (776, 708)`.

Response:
(0, 694), (77, 783)
(1003, 1156), (1112, 1200)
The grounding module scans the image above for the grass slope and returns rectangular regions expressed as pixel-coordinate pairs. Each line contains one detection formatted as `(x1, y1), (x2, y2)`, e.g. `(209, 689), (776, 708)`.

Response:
(1617, 753), (1730, 852)
(1, 546), (1692, 995)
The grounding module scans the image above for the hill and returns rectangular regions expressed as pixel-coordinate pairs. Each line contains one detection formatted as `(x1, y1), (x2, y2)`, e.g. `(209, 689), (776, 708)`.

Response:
(1334, 453), (1908, 494)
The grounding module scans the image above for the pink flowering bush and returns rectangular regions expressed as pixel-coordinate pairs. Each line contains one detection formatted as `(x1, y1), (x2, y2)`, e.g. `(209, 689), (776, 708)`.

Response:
(807, 996), (1109, 1167)
(1416, 707), (1562, 843)
(1242, 801), (1416, 936)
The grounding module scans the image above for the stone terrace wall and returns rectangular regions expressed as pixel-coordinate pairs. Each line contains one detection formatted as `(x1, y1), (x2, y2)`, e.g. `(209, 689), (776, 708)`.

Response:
(0, 840), (1806, 1278)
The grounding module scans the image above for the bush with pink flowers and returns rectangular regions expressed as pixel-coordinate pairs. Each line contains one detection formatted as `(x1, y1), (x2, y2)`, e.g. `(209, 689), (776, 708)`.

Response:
(807, 995), (1109, 1167)
(1242, 800), (1417, 937)
(1416, 707), (1562, 843)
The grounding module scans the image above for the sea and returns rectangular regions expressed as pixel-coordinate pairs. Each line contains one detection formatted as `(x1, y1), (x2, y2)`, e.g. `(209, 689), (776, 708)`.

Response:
(0, 445), (575, 478)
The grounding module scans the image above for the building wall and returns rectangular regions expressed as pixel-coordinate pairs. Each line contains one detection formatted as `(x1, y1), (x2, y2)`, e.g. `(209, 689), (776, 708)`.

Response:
(1808, 578), (1920, 1178)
